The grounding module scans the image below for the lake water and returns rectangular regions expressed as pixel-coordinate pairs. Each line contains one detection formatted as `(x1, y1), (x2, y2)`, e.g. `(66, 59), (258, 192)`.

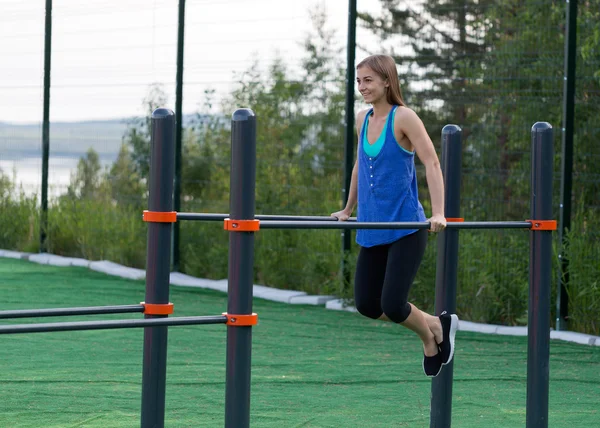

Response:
(0, 156), (114, 198)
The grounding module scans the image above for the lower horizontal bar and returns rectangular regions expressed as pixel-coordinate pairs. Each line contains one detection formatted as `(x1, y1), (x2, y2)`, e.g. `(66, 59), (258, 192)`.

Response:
(0, 305), (145, 320)
(0, 315), (228, 335)
(453, 221), (533, 230)
(177, 213), (356, 222)
(258, 221), (533, 230)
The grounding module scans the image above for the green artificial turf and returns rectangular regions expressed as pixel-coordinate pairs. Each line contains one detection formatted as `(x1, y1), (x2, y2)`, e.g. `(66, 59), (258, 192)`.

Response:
(0, 258), (598, 427)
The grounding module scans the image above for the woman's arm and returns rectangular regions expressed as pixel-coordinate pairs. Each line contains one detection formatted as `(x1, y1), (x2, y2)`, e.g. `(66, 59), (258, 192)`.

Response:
(396, 107), (446, 232)
(343, 160), (359, 215)
(331, 109), (368, 220)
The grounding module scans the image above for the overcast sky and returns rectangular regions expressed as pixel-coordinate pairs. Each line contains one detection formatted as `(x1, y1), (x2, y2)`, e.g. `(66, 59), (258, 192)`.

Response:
(0, 0), (384, 124)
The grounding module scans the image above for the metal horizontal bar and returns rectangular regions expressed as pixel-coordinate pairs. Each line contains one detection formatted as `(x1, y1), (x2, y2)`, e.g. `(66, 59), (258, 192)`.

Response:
(0, 315), (228, 335)
(0, 305), (145, 320)
(177, 212), (357, 222)
(260, 221), (430, 230)
(176, 214), (532, 230)
(456, 221), (533, 229)
(259, 221), (533, 230)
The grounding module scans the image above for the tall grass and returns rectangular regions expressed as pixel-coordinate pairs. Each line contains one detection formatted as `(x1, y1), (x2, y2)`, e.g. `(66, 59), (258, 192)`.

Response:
(47, 197), (147, 268)
(562, 203), (600, 335)
(0, 189), (39, 253)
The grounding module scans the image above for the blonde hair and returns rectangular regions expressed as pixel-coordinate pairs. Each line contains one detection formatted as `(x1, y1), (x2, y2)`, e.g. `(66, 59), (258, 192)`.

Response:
(357, 55), (406, 106)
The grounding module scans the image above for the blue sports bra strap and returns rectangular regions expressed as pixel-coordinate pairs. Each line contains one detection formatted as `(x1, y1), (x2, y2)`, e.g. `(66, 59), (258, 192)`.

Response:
(385, 105), (399, 142)
(362, 108), (373, 139)
(387, 105), (398, 126)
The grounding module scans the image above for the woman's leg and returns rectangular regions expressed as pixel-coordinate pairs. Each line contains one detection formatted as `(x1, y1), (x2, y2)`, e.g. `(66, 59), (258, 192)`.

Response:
(399, 304), (440, 356)
(379, 230), (442, 355)
(353, 243), (389, 320)
(421, 311), (443, 344)
(379, 306), (442, 351)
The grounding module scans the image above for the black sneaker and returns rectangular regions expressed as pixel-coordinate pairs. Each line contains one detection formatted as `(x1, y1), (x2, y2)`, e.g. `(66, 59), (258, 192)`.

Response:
(423, 351), (443, 377)
(438, 311), (459, 365)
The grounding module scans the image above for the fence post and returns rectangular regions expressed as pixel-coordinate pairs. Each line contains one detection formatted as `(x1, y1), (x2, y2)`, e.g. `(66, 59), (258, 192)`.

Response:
(527, 122), (553, 428)
(556, 0), (578, 332)
(40, 0), (52, 253)
(172, 0), (187, 272)
(141, 108), (176, 428)
(224, 109), (257, 428)
(341, 0), (357, 297)
(430, 125), (462, 428)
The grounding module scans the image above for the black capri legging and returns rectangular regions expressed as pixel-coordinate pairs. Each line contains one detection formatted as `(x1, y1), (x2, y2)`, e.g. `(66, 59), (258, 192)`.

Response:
(354, 228), (428, 323)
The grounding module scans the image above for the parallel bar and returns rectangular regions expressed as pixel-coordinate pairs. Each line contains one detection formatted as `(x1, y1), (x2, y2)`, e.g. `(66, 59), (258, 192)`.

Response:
(177, 213), (357, 222)
(526, 122), (553, 428)
(430, 125), (462, 428)
(177, 213), (533, 230)
(259, 221), (532, 230)
(0, 305), (144, 319)
(0, 316), (228, 335)
(461, 221), (530, 229)
(224, 109), (257, 428)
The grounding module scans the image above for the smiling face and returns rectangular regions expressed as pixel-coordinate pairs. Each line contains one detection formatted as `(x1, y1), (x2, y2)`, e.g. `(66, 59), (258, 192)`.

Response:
(356, 66), (389, 105)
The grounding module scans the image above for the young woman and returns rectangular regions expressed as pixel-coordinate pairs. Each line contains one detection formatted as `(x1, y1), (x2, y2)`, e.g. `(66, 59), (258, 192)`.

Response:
(331, 54), (459, 377)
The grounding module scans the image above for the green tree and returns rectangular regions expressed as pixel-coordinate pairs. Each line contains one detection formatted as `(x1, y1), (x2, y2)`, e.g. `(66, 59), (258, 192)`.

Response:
(218, 5), (346, 215)
(470, 1), (565, 219)
(0, 168), (12, 198)
(299, 4), (347, 203)
(67, 148), (103, 200)
(222, 57), (310, 214)
(184, 89), (229, 208)
(573, 1), (600, 207)
(179, 6), (347, 293)
(358, 1), (491, 216)
(359, 0), (489, 131)
(0, 168), (38, 252)
(106, 143), (145, 208)
(123, 83), (168, 181)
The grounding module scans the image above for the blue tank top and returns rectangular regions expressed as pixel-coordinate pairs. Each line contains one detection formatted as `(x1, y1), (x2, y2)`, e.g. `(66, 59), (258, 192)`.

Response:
(356, 105), (427, 247)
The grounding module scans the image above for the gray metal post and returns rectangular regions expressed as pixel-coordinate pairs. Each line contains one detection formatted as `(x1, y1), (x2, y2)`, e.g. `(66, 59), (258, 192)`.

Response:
(526, 122), (553, 428)
(224, 109), (257, 428)
(141, 108), (176, 428)
(430, 125), (462, 428)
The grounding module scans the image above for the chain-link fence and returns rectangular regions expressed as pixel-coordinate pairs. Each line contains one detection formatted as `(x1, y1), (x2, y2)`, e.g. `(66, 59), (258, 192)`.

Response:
(1, 0), (598, 334)
(371, 0), (599, 333)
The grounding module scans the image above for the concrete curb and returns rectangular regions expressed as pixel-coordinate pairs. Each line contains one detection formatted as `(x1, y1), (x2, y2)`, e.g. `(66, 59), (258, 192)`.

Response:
(2, 249), (599, 347)
(28, 253), (88, 267)
(1, 249), (333, 307)
(89, 260), (146, 281)
(323, 300), (600, 347)
(0, 249), (34, 260)
(325, 299), (358, 313)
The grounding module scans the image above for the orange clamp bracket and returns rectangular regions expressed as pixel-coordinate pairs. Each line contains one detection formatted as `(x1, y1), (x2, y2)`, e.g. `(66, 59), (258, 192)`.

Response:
(224, 218), (260, 232)
(143, 211), (177, 223)
(142, 302), (174, 315)
(527, 220), (557, 231)
(446, 218), (464, 222)
(223, 313), (258, 326)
